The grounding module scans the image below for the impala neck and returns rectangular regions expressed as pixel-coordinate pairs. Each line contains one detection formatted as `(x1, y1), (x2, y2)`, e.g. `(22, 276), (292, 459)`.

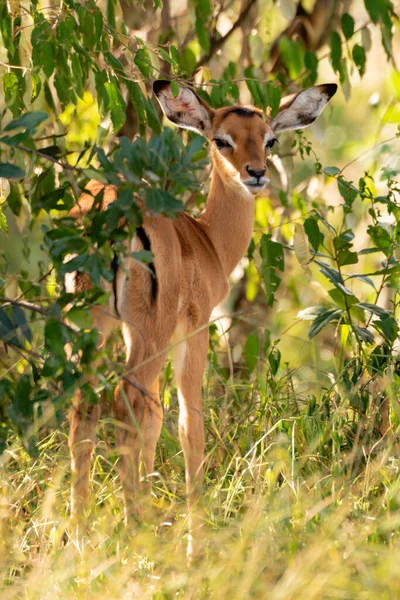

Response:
(199, 148), (256, 276)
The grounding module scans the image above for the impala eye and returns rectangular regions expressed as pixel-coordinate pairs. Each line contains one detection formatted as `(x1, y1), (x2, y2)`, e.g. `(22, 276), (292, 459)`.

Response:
(213, 137), (233, 150)
(265, 138), (278, 150)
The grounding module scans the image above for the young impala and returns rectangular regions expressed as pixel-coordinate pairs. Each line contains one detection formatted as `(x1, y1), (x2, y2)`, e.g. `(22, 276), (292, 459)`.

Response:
(68, 79), (337, 551)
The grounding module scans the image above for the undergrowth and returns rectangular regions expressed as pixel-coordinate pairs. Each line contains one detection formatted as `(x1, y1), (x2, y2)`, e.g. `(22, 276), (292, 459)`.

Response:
(2, 351), (400, 599)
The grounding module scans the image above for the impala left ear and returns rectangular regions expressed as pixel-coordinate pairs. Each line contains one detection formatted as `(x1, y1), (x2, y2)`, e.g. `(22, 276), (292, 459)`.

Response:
(271, 83), (337, 133)
(153, 80), (215, 138)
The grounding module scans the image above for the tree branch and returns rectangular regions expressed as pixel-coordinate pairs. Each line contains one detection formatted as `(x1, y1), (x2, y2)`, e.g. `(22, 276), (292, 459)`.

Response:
(268, 0), (349, 75)
(193, 0), (257, 73)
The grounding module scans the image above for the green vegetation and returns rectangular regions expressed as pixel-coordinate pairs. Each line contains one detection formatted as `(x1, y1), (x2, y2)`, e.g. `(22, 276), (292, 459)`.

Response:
(0, 0), (400, 597)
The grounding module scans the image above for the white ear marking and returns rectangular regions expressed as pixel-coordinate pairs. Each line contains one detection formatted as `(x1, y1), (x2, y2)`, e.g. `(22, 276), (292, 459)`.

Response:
(153, 80), (214, 137)
(271, 83), (337, 133)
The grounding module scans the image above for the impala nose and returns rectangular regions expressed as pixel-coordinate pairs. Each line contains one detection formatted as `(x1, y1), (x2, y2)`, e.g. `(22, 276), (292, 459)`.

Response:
(246, 165), (266, 179)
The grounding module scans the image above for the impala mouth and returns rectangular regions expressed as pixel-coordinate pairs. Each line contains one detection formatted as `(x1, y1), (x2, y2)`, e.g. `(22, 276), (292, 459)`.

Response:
(242, 178), (269, 193)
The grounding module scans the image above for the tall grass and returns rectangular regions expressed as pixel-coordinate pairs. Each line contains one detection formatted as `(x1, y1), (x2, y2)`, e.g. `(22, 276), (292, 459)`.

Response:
(1, 347), (400, 600)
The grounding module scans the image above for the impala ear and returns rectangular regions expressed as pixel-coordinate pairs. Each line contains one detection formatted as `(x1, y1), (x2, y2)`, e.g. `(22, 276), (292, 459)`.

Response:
(271, 83), (337, 133)
(153, 80), (215, 138)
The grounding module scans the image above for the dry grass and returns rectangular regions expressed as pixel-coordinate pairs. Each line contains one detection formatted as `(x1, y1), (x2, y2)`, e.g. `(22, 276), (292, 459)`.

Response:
(1, 369), (400, 599)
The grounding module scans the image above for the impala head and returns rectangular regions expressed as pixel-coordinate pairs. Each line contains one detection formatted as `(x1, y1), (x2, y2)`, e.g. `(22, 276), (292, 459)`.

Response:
(154, 80), (337, 195)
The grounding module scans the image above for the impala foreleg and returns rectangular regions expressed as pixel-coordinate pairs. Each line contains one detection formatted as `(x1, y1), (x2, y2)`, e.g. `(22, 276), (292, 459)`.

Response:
(173, 328), (209, 557)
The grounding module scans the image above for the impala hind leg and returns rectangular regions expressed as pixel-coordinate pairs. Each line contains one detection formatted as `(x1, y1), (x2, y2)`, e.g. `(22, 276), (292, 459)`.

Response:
(68, 308), (114, 521)
(113, 337), (166, 522)
(172, 328), (209, 557)
(140, 378), (162, 494)
(69, 394), (100, 520)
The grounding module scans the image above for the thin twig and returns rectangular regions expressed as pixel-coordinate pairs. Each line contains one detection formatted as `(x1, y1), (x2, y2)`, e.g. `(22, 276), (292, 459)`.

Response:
(193, 0), (257, 72)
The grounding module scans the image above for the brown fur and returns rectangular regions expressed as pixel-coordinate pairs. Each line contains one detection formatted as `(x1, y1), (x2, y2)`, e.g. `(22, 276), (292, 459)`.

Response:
(68, 80), (336, 556)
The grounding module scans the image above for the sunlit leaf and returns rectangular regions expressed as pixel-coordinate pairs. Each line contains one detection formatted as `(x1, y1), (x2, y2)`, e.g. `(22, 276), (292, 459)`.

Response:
(260, 234), (284, 307)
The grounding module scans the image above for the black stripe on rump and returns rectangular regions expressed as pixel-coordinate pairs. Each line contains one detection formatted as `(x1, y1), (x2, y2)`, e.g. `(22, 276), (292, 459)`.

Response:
(111, 252), (121, 318)
(136, 226), (158, 302)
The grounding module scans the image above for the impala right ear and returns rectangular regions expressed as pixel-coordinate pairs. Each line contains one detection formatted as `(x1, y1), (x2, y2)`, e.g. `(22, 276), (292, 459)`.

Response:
(153, 80), (215, 138)
(271, 83), (337, 133)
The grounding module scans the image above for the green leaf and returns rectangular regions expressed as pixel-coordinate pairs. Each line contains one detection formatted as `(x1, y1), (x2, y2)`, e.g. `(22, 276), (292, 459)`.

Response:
(329, 32), (343, 78)
(308, 308), (342, 339)
(265, 83), (281, 119)
(373, 316), (399, 343)
(170, 80), (179, 98)
(244, 67), (265, 108)
(260, 234), (284, 307)
(337, 177), (358, 212)
(352, 44), (366, 76)
(127, 81), (147, 126)
(3, 72), (24, 117)
(170, 46), (179, 63)
(337, 250), (358, 267)
(31, 73), (42, 103)
(367, 224), (392, 255)
(278, 37), (304, 79)
(130, 250), (154, 263)
(43, 81), (57, 113)
(134, 47), (153, 78)
(268, 346), (281, 376)
(144, 188), (183, 216)
(244, 334), (260, 374)
(6, 183), (22, 215)
(354, 326), (374, 344)
(146, 99), (162, 134)
(304, 217), (321, 252)
(341, 13), (355, 39)
(317, 261), (355, 296)
(179, 48), (196, 74)
(347, 274), (376, 289)
(13, 374), (33, 418)
(4, 111), (48, 131)
(41, 41), (56, 78)
(297, 306), (328, 321)
(106, 0), (116, 28)
(78, 6), (96, 51)
(45, 319), (65, 357)
(0, 163), (25, 180)
(328, 289), (359, 309)
(356, 302), (390, 319)
(157, 47), (175, 66)
(71, 54), (85, 99)
(304, 51), (318, 85)
(35, 188), (74, 212)
(11, 305), (32, 343)
(380, 22), (392, 59)
(66, 306), (92, 329)
(0, 306), (22, 346)
(364, 0), (380, 23)
(195, 13), (210, 53)
(105, 81), (126, 132)
(323, 166), (340, 176)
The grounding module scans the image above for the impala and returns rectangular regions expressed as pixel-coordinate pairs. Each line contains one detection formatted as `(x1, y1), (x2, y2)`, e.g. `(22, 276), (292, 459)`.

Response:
(68, 79), (337, 553)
